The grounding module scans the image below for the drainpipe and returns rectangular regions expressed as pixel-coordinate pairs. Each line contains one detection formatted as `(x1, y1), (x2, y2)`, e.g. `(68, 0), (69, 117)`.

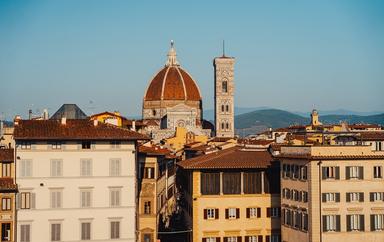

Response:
(318, 160), (323, 242)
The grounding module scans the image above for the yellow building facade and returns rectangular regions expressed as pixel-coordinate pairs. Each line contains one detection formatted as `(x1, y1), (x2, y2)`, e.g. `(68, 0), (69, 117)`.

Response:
(178, 146), (281, 242)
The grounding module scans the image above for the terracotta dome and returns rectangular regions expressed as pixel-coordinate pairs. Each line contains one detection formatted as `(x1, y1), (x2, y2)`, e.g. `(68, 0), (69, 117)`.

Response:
(144, 41), (201, 102)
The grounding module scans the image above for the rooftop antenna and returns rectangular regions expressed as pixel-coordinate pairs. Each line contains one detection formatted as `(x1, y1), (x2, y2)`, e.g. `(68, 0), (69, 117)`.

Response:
(222, 40), (225, 57)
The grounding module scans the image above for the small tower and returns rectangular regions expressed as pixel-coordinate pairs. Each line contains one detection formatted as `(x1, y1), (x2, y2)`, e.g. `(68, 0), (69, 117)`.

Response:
(214, 44), (235, 137)
(311, 109), (322, 126)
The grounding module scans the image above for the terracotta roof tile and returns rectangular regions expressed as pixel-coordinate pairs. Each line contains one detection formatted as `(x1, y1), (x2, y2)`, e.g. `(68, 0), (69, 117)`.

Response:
(277, 153), (384, 160)
(139, 145), (171, 156)
(14, 120), (149, 141)
(359, 132), (384, 141)
(178, 146), (274, 169)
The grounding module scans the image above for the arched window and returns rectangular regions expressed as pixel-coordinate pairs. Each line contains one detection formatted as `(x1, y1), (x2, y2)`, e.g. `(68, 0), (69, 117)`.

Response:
(221, 105), (225, 112)
(226, 122), (229, 129)
(226, 105), (229, 112)
(222, 81), (228, 93)
(152, 109), (157, 116)
(221, 122), (225, 130)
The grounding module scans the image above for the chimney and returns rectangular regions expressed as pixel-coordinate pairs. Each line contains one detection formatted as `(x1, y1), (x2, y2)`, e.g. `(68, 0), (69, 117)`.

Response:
(132, 120), (136, 131)
(14, 115), (21, 126)
(61, 117), (66, 125)
(43, 109), (49, 120)
(93, 119), (98, 126)
(28, 109), (32, 120)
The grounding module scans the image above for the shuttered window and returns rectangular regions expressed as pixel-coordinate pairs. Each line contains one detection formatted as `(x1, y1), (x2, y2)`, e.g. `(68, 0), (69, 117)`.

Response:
(20, 160), (32, 177)
(80, 190), (92, 208)
(346, 166), (363, 180)
(371, 214), (384, 231)
(346, 214), (364, 231)
(20, 224), (30, 242)
(81, 222), (91, 240)
(109, 159), (121, 176)
(243, 172), (262, 194)
(50, 159), (63, 177)
(321, 167), (340, 180)
(110, 221), (120, 239)
(1, 198), (11, 211)
(322, 215), (340, 232)
(50, 190), (62, 208)
(201, 172), (220, 195)
(80, 159), (92, 176)
(1, 163), (11, 177)
(246, 207), (261, 218)
(244, 236), (262, 242)
(223, 172), (241, 194)
(110, 188), (121, 207)
(20, 192), (35, 209)
(370, 192), (384, 202)
(51, 223), (61, 241)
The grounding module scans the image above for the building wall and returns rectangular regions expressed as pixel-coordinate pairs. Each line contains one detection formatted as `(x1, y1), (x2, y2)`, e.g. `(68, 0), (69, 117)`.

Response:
(16, 141), (137, 242)
(192, 170), (280, 242)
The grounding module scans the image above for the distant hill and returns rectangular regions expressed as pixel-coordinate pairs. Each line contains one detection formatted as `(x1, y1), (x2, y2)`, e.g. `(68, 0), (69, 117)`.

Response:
(235, 109), (384, 137)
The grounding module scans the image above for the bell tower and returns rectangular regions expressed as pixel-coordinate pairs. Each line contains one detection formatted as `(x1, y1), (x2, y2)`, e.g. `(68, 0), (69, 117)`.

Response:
(214, 45), (235, 138)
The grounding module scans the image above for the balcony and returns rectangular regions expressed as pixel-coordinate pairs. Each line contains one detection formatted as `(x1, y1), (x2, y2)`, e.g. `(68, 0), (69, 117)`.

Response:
(0, 178), (17, 193)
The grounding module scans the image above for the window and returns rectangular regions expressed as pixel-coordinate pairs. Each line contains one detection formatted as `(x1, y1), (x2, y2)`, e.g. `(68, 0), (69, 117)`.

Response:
(204, 208), (218, 219)
(82, 141), (91, 149)
(323, 215), (340, 232)
(144, 167), (154, 179)
(246, 236), (262, 242)
(302, 213), (308, 231)
(370, 192), (384, 202)
(110, 221), (120, 239)
(144, 234), (152, 242)
(374, 166), (382, 178)
(269, 234), (281, 242)
(301, 191), (308, 203)
(81, 222), (91, 240)
(226, 122), (229, 130)
(322, 166), (339, 180)
(80, 159), (92, 176)
(222, 81), (228, 93)
(204, 238), (218, 242)
(20, 224), (30, 242)
(346, 166), (363, 179)
(110, 141), (121, 149)
(20, 160), (32, 177)
(376, 142), (382, 151)
(51, 223), (61, 241)
(227, 208), (238, 219)
(322, 193), (340, 203)
(20, 192), (34, 209)
(110, 188), (121, 207)
(292, 190), (299, 201)
(50, 190), (62, 208)
(283, 188), (290, 199)
(50, 159), (63, 177)
(20, 142), (31, 150)
(221, 105), (225, 112)
(221, 122), (225, 130)
(1, 163), (11, 177)
(300, 166), (307, 180)
(51, 142), (61, 150)
(226, 105), (229, 112)
(223, 172), (241, 194)
(247, 207), (261, 218)
(201, 172), (220, 195)
(144, 201), (151, 214)
(109, 159), (121, 176)
(80, 190), (92, 208)
(346, 192), (364, 202)
(243, 172), (262, 194)
(267, 207), (280, 218)
(347, 214), (364, 231)
(371, 214), (384, 231)
(225, 237), (239, 242)
(1, 198), (11, 211)
(1, 223), (10, 241)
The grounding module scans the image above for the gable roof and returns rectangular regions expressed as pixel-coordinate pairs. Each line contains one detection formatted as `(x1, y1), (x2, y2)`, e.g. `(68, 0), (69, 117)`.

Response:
(14, 119), (149, 141)
(178, 146), (274, 170)
(50, 104), (88, 120)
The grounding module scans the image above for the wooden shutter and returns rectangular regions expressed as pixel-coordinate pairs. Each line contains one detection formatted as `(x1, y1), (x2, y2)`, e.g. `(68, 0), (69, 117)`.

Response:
(216, 237), (221, 242)
(370, 215), (375, 231)
(258, 236), (263, 242)
(370, 192), (374, 202)
(16, 193), (21, 209)
(223, 237), (228, 242)
(346, 215), (351, 231)
(266, 208), (271, 217)
(346, 193), (351, 202)
(336, 215), (341, 231)
(359, 215), (365, 231)
(265, 235), (270, 242)
(336, 193), (340, 202)
(244, 236), (249, 242)
(236, 208), (240, 218)
(215, 209), (219, 219)
(225, 209), (229, 219)
(204, 209), (207, 219)
(322, 167), (327, 179)
(322, 193), (326, 202)
(346, 166), (350, 179)
(246, 208), (250, 218)
(30, 193), (36, 209)
(202, 238), (207, 242)
(257, 208), (261, 218)
(359, 192), (364, 202)
(358, 167), (364, 179)
(322, 216), (327, 232)
(335, 167), (340, 179)
(237, 236), (242, 242)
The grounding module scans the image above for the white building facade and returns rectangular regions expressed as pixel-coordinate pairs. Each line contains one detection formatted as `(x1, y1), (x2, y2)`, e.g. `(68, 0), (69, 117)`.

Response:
(14, 119), (147, 242)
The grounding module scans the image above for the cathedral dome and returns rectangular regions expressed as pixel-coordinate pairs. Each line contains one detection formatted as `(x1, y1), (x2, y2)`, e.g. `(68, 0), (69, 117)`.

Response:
(144, 41), (201, 102)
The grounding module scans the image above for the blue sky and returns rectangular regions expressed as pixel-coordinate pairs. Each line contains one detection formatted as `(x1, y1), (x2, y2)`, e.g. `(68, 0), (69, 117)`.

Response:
(0, 0), (383, 119)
